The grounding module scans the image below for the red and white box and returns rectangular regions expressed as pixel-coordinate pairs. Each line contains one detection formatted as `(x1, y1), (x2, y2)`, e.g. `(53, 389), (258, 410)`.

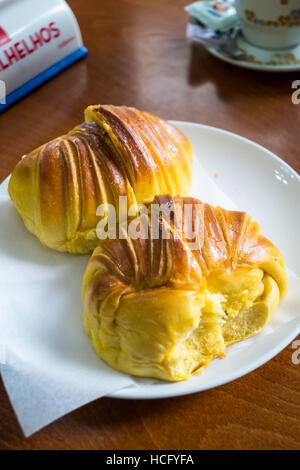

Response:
(0, 0), (87, 111)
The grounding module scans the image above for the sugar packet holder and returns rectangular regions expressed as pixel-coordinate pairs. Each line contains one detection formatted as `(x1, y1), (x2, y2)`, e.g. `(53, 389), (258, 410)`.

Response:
(0, 0), (87, 112)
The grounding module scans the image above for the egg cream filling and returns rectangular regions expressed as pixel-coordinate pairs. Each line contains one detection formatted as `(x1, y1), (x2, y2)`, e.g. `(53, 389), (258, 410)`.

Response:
(83, 266), (280, 382)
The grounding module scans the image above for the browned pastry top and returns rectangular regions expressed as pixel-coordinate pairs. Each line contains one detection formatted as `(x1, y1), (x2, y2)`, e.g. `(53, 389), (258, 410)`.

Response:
(8, 106), (193, 253)
(85, 194), (288, 298)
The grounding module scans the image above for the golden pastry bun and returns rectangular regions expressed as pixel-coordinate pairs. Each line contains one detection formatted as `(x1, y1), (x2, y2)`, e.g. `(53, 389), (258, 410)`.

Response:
(82, 195), (288, 382)
(8, 105), (193, 253)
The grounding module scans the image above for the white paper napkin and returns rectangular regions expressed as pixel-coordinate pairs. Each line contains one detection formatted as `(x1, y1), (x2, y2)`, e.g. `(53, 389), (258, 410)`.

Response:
(0, 158), (299, 437)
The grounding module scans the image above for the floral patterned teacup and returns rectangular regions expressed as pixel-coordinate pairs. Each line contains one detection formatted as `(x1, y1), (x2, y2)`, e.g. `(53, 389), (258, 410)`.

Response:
(235, 0), (300, 49)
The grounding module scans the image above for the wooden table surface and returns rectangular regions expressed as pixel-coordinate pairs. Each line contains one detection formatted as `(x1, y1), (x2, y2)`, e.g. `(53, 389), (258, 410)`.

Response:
(0, 0), (299, 450)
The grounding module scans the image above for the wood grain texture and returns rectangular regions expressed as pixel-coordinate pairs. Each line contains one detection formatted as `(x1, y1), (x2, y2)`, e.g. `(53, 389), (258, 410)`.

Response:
(0, 0), (299, 450)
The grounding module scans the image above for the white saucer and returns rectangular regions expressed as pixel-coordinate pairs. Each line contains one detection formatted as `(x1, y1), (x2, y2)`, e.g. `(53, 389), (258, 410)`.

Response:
(207, 32), (300, 72)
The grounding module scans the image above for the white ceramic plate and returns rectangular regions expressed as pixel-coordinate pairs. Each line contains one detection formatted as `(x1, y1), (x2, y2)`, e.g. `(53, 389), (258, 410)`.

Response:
(207, 32), (300, 72)
(1, 123), (300, 409)
(110, 122), (300, 399)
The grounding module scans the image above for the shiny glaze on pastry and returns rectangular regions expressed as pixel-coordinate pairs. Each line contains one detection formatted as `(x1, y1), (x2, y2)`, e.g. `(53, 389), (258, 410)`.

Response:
(8, 106), (193, 253)
(82, 195), (288, 382)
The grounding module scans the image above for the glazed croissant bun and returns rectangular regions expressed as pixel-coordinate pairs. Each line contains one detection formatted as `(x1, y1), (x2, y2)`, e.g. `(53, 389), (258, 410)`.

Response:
(82, 194), (288, 382)
(8, 105), (193, 253)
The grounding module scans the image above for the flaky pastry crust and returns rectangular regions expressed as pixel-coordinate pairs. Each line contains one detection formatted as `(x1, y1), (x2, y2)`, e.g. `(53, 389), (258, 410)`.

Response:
(82, 195), (288, 381)
(8, 106), (193, 253)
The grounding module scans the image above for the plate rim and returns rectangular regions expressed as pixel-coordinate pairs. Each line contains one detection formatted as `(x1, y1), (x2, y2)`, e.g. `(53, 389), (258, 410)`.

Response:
(170, 121), (300, 180)
(110, 121), (300, 400)
(109, 323), (300, 399)
(206, 46), (300, 72)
